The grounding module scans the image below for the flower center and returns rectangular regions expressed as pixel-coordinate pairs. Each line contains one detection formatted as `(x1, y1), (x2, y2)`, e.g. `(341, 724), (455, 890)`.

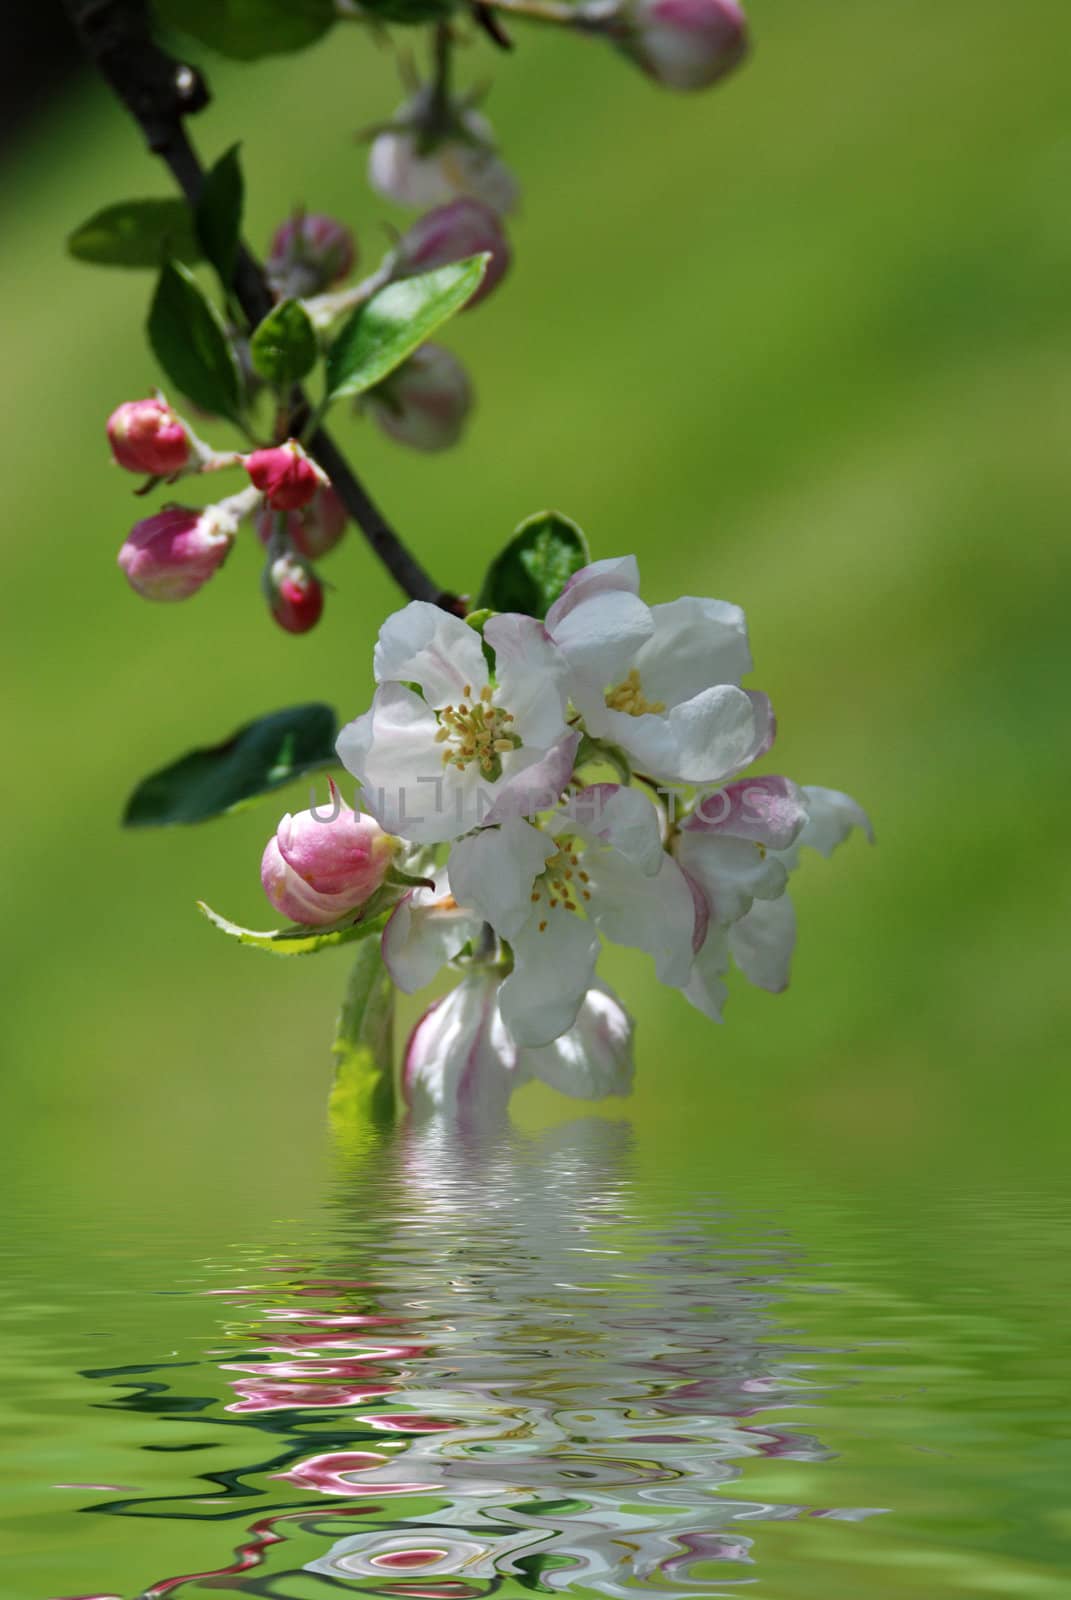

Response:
(435, 682), (522, 779)
(605, 668), (665, 717)
(530, 836), (592, 933)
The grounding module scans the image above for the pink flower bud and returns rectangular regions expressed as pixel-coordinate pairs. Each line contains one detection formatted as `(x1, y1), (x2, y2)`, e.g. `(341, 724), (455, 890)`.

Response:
(395, 200), (510, 309)
(107, 397), (190, 477)
(117, 505), (234, 601)
(267, 213), (356, 299)
(256, 487), (348, 562)
(245, 441), (325, 511)
(266, 552), (324, 634)
(261, 783), (395, 926)
(365, 343), (472, 453)
(619, 0), (748, 92)
(369, 101), (519, 216)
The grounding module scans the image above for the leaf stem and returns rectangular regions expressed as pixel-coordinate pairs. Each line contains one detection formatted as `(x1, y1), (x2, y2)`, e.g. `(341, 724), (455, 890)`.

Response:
(61, 0), (458, 610)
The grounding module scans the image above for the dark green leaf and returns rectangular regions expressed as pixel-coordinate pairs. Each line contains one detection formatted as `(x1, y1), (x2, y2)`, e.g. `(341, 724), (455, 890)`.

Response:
(478, 511), (590, 619)
(358, 0), (455, 20)
(196, 144), (244, 286)
(148, 260), (242, 419)
(197, 901), (389, 955)
(326, 256), (488, 401)
(154, 0), (336, 58)
(123, 704), (338, 827)
(329, 940), (396, 1133)
(250, 298), (318, 387)
(67, 198), (201, 269)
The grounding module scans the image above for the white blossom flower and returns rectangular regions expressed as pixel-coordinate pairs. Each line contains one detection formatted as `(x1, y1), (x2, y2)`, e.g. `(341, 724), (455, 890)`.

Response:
(403, 971), (635, 1119)
(545, 555), (774, 785)
(336, 603), (578, 845)
(369, 100), (520, 215)
(679, 784), (873, 1020)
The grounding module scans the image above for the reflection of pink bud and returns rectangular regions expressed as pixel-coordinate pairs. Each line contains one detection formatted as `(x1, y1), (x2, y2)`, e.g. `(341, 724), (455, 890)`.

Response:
(267, 212), (355, 298)
(107, 397), (190, 476)
(265, 552), (324, 634)
(260, 785), (395, 926)
(271, 1451), (388, 1495)
(246, 440), (324, 511)
(396, 199), (510, 309)
(117, 505), (233, 600)
(256, 487), (347, 560)
(620, 0), (748, 92)
(366, 343), (472, 453)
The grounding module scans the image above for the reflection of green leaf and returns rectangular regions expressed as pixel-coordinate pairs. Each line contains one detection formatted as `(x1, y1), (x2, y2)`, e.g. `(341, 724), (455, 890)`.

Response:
(123, 703), (338, 827)
(147, 260), (242, 420)
(155, 0), (336, 58)
(478, 511), (590, 619)
(250, 298), (318, 387)
(326, 257), (487, 400)
(196, 144), (244, 286)
(67, 198), (202, 268)
(329, 940), (396, 1132)
(197, 901), (389, 955)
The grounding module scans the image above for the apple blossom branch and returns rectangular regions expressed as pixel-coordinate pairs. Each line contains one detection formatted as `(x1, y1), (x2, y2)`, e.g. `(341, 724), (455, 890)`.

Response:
(61, 0), (457, 611)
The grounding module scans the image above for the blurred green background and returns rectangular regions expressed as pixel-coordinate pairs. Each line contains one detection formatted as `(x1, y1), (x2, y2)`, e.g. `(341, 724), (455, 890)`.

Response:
(4, 0), (1071, 1223)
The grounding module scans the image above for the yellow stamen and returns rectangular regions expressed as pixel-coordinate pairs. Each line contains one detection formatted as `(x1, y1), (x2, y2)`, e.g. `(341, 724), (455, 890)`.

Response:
(604, 667), (665, 717)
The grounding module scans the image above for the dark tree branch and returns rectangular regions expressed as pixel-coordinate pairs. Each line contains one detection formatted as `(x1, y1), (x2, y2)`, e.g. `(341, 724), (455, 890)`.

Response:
(62, 0), (458, 610)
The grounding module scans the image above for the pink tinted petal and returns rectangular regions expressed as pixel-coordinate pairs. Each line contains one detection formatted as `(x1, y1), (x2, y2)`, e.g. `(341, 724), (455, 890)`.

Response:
(482, 731), (580, 826)
(558, 784), (665, 875)
(686, 775), (807, 851)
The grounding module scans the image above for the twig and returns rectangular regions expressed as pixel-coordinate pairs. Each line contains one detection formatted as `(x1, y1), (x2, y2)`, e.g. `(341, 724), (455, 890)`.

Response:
(61, 0), (458, 610)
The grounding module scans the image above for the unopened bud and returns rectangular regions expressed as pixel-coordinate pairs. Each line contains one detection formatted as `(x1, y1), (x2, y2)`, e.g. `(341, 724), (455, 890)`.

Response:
(257, 487), (348, 561)
(394, 199), (510, 309)
(266, 212), (356, 299)
(266, 552), (324, 633)
(107, 397), (190, 477)
(245, 440), (326, 511)
(617, 0), (748, 92)
(261, 782), (395, 926)
(369, 99), (519, 216)
(365, 343), (472, 453)
(118, 504), (234, 601)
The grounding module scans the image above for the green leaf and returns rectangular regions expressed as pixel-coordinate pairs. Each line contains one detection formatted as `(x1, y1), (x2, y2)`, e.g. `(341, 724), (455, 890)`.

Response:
(67, 198), (202, 269)
(155, 0), (336, 58)
(250, 298), (318, 387)
(123, 704), (338, 827)
(357, 0), (456, 20)
(478, 511), (590, 619)
(148, 260), (242, 419)
(575, 733), (632, 785)
(196, 144), (244, 286)
(197, 901), (389, 955)
(329, 940), (396, 1134)
(325, 256), (488, 401)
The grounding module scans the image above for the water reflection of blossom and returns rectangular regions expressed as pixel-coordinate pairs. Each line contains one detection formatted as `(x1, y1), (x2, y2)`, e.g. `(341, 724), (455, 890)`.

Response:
(70, 1118), (884, 1598)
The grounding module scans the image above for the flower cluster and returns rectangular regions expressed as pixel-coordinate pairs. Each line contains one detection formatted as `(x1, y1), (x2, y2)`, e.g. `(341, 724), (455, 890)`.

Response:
(259, 555), (871, 1116)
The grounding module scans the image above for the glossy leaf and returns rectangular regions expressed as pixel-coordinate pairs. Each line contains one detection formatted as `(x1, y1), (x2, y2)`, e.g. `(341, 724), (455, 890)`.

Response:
(325, 256), (488, 401)
(67, 198), (201, 269)
(196, 144), (244, 286)
(123, 704), (338, 827)
(197, 901), (389, 956)
(478, 511), (590, 619)
(147, 260), (242, 420)
(250, 298), (318, 387)
(155, 0), (336, 58)
(329, 940), (397, 1133)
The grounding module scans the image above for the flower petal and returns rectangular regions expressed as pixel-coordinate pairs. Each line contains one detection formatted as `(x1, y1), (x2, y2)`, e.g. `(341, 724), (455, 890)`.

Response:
(382, 878), (484, 993)
(500, 910), (599, 1048)
(636, 596), (753, 705)
(675, 830), (788, 925)
(403, 975), (521, 1119)
(448, 818), (555, 939)
(484, 613), (569, 748)
(684, 925), (731, 1022)
(544, 555), (640, 629)
(519, 982), (634, 1100)
(482, 731), (580, 827)
(665, 684), (761, 785)
(776, 786), (874, 870)
(548, 586), (654, 693)
(730, 894), (797, 993)
(686, 775), (807, 852)
(557, 784), (665, 875)
(586, 850), (696, 987)
(374, 601), (488, 707)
